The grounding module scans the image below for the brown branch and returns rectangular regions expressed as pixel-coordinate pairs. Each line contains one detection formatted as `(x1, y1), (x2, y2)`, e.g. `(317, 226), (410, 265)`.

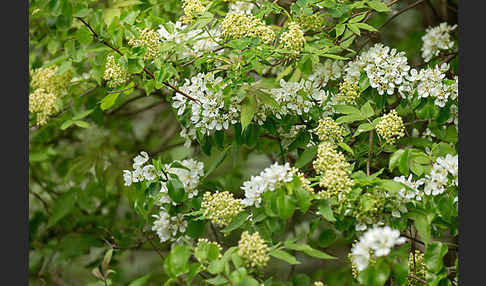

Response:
(355, 0), (427, 54)
(141, 230), (165, 263)
(75, 17), (200, 104)
(409, 274), (426, 284)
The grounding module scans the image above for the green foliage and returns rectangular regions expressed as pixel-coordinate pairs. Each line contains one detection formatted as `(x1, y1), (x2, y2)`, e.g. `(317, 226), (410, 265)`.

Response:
(29, 0), (458, 285)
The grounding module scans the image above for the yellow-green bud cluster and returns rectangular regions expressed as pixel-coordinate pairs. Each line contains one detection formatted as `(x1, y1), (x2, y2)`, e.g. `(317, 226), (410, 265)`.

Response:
(29, 88), (58, 125)
(181, 0), (205, 24)
(337, 80), (360, 104)
(29, 65), (72, 125)
(221, 12), (275, 44)
(313, 142), (354, 199)
(313, 282), (326, 286)
(316, 117), (346, 143)
(195, 238), (222, 259)
(128, 28), (161, 60)
(237, 231), (270, 269)
(201, 191), (244, 227)
(291, 167), (314, 193)
(376, 110), (405, 144)
(295, 13), (324, 31)
(30, 65), (72, 94)
(104, 55), (129, 88)
(407, 250), (426, 286)
(279, 22), (306, 55)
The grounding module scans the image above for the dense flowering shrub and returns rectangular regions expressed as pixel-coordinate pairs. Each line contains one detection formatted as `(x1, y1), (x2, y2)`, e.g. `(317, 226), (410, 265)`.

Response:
(29, 0), (458, 285)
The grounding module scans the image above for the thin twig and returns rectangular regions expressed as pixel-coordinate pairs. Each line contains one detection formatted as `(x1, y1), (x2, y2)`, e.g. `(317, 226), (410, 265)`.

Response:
(107, 94), (145, 115)
(141, 230), (165, 262)
(366, 130), (373, 176)
(409, 274), (426, 284)
(76, 17), (200, 104)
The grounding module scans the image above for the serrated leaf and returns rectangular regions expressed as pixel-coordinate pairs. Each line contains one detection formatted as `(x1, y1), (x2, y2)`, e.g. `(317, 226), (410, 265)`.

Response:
(318, 200), (335, 222)
(284, 242), (336, 260)
(270, 249), (301, 265)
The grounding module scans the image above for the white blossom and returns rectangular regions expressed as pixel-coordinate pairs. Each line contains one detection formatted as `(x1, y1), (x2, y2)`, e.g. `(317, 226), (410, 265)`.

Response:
(421, 22), (456, 62)
(241, 162), (294, 207)
(351, 226), (406, 271)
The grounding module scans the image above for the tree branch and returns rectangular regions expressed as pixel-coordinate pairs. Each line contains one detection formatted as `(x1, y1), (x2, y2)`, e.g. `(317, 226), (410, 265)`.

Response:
(75, 17), (200, 104)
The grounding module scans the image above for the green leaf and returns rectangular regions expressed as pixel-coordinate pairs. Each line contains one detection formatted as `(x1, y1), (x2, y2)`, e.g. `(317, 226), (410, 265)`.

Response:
(100, 93), (119, 110)
(73, 120), (90, 128)
(164, 245), (192, 277)
(102, 248), (114, 276)
(72, 109), (94, 120)
(167, 176), (185, 203)
(398, 149), (410, 176)
(338, 142), (355, 155)
(425, 242), (448, 273)
(284, 242), (336, 260)
(186, 220), (205, 238)
(60, 120), (74, 130)
(127, 58), (144, 73)
(221, 211), (250, 233)
(295, 145), (318, 168)
(367, 0), (391, 12)
(318, 200), (336, 222)
(389, 149), (405, 171)
(336, 113), (366, 124)
(241, 95), (257, 131)
(354, 123), (374, 137)
(128, 274), (151, 286)
(355, 22), (378, 32)
(75, 26), (93, 45)
(347, 23), (361, 35)
(361, 102), (374, 118)
(276, 190), (295, 220)
(321, 53), (348, 60)
(335, 24), (346, 37)
(47, 191), (77, 228)
(204, 146), (230, 178)
(269, 249), (301, 265)
(334, 105), (361, 114)
(410, 212), (431, 245)
(294, 186), (312, 212)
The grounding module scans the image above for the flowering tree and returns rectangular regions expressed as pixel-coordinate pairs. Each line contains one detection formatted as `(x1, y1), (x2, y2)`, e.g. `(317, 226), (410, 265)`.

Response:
(29, 0), (458, 285)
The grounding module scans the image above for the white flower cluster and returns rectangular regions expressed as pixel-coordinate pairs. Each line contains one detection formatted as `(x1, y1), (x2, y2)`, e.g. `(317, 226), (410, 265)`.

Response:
(157, 21), (221, 58)
(409, 64), (458, 107)
(161, 159), (205, 202)
(393, 174), (426, 201)
(308, 59), (345, 87)
(172, 73), (240, 146)
(122, 152), (204, 205)
(122, 151), (163, 186)
(241, 162), (295, 207)
(351, 226), (406, 271)
(421, 22), (456, 62)
(424, 154), (458, 196)
(229, 1), (255, 14)
(344, 43), (412, 96)
(152, 208), (190, 245)
(269, 79), (328, 119)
